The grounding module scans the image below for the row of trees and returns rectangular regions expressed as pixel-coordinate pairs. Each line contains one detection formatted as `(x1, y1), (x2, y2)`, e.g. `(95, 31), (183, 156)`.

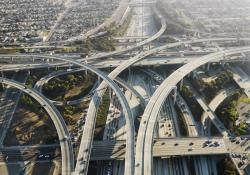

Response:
(94, 92), (110, 140)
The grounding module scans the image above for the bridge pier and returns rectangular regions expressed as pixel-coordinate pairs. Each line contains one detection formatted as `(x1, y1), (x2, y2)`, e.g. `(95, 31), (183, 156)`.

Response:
(172, 86), (177, 104)
(0, 71), (5, 89)
(241, 58), (247, 64)
(220, 60), (225, 67)
(109, 87), (112, 101)
(85, 68), (88, 76)
(207, 63), (211, 71)
(221, 54), (227, 67)
(192, 71), (197, 79)
(179, 79), (183, 89)
(97, 76), (101, 85)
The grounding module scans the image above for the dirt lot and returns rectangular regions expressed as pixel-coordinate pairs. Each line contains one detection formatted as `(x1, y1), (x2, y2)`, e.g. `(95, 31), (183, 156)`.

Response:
(29, 162), (55, 175)
(0, 161), (58, 175)
(0, 163), (22, 175)
(4, 108), (58, 146)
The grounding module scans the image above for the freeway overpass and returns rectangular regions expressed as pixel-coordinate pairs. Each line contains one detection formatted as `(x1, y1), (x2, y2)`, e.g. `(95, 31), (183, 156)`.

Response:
(0, 54), (249, 72)
(136, 46), (250, 175)
(1, 37), (250, 175)
(230, 66), (250, 98)
(0, 137), (248, 161)
(1, 54), (135, 175)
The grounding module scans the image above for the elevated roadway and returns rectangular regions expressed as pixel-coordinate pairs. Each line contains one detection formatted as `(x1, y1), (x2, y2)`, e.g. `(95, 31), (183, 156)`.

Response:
(68, 5), (167, 60)
(0, 137), (237, 161)
(201, 87), (237, 136)
(142, 69), (210, 175)
(4, 55), (134, 174)
(0, 8), (167, 174)
(1, 54), (250, 72)
(75, 6), (167, 175)
(0, 78), (74, 175)
(186, 81), (230, 137)
(230, 66), (250, 98)
(1, 38), (250, 175)
(135, 46), (250, 175)
(1, 54), (135, 175)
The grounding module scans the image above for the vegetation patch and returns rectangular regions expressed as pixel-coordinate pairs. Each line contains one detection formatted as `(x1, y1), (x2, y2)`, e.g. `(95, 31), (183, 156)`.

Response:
(94, 91), (110, 140)
(57, 103), (89, 128)
(239, 97), (250, 104)
(43, 72), (96, 102)
(216, 92), (249, 135)
(26, 69), (53, 88)
(190, 69), (235, 102)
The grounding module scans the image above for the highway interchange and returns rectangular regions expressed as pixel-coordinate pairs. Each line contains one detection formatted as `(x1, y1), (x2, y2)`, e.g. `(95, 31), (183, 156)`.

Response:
(0, 0), (250, 175)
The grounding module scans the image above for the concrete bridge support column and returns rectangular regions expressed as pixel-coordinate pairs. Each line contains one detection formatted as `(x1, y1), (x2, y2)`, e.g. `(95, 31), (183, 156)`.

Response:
(172, 86), (177, 104)
(207, 63), (211, 71)
(68, 63), (72, 70)
(179, 79), (184, 89)
(220, 61), (225, 67)
(109, 87), (112, 101)
(97, 76), (101, 85)
(85, 67), (88, 76)
(241, 58), (247, 65)
(192, 71), (197, 79)
(0, 71), (6, 89)
(84, 60), (88, 76)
